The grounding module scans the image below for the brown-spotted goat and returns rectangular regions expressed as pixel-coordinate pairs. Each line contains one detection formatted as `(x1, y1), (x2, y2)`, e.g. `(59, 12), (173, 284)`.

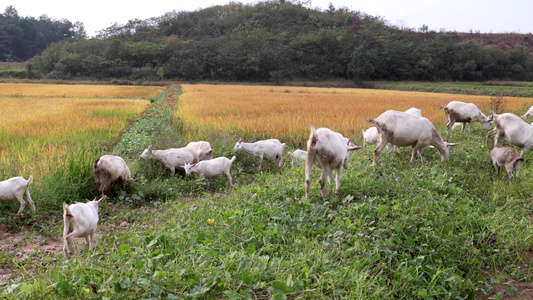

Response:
(94, 155), (132, 196)
(490, 146), (523, 184)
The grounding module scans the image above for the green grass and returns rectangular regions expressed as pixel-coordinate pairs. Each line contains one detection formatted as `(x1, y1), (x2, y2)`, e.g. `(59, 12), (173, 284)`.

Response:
(1, 85), (533, 299)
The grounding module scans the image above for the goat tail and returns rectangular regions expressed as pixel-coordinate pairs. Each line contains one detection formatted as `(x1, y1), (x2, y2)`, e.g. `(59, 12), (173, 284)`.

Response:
(27, 175), (33, 186)
(308, 125), (318, 148)
(514, 157), (525, 165)
(230, 156), (237, 163)
(63, 202), (73, 220)
(93, 157), (101, 171)
(366, 118), (376, 124)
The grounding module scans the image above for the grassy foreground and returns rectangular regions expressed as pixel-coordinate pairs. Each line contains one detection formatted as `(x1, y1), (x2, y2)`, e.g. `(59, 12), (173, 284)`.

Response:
(1, 85), (533, 299)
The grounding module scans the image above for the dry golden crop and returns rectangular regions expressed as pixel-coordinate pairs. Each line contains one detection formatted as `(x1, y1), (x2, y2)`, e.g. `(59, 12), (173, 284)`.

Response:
(0, 83), (165, 98)
(179, 84), (533, 146)
(0, 83), (154, 177)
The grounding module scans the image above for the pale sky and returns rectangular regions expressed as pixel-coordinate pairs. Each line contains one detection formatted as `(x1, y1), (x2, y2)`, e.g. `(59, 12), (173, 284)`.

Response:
(4, 0), (533, 37)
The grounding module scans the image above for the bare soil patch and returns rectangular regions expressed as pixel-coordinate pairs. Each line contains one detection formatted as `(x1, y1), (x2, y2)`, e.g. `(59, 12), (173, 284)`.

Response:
(479, 248), (533, 299)
(0, 229), (62, 285)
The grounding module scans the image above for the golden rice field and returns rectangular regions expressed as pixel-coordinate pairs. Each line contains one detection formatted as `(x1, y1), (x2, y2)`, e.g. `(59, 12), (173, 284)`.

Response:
(0, 83), (164, 98)
(179, 84), (533, 145)
(0, 83), (156, 177)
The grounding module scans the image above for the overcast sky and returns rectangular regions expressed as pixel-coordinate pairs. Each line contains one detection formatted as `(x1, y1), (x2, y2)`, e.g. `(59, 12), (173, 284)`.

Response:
(5, 0), (533, 37)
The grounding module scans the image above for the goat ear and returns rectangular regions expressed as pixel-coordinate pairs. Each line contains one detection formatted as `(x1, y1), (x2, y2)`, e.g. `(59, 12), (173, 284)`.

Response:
(348, 145), (362, 151)
(446, 142), (459, 147)
(238, 137), (243, 143)
(97, 195), (107, 204)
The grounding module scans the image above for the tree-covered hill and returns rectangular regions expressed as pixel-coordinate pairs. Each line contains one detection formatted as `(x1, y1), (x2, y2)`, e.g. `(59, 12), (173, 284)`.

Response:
(0, 6), (85, 62)
(6, 1), (533, 82)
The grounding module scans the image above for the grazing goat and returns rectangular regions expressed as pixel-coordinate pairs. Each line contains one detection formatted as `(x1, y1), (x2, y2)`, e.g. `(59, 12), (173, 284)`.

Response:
(520, 106), (533, 119)
(140, 145), (194, 175)
(288, 149), (307, 165)
(305, 125), (361, 199)
(521, 106), (533, 119)
(183, 156), (236, 187)
(440, 101), (493, 142)
(62, 195), (106, 259)
(486, 112), (533, 159)
(94, 155), (132, 196)
(362, 128), (398, 153)
(234, 138), (285, 170)
(363, 107), (423, 152)
(0, 176), (35, 214)
(362, 127), (378, 147)
(490, 146), (523, 184)
(404, 107), (423, 117)
(185, 141), (213, 163)
(367, 110), (458, 166)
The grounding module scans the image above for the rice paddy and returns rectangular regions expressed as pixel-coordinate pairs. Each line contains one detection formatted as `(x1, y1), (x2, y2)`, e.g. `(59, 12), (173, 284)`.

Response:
(0, 83), (156, 179)
(179, 84), (533, 146)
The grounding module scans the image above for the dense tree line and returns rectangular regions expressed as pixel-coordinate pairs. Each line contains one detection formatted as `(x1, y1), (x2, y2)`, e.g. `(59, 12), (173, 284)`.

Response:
(0, 6), (85, 62)
(10, 1), (533, 82)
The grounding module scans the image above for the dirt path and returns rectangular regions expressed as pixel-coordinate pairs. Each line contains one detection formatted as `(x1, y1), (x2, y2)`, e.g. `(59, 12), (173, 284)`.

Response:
(0, 230), (63, 285)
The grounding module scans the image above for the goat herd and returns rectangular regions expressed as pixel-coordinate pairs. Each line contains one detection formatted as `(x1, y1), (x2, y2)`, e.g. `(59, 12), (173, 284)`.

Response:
(1, 101), (532, 258)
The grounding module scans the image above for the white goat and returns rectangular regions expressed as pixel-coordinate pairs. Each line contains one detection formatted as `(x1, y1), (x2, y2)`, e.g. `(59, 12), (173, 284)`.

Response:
(440, 101), (493, 142)
(94, 155), (133, 196)
(363, 108), (423, 152)
(234, 138), (285, 170)
(490, 146), (523, 184)
(140, 145), (194, 175)
(183, 156), (236, 187)
(287, 149), (307, 165)
(367, 110), (458, 166)
(451, 122), (463, 130)
(62, 195), (106, 259)
(0, 176), (35, 214)
(486, 112), (533, 159)
(362, 127), (378, 147)
(521, 106), (533, 119)
(186, 141), (213, 163)
(404, 107), (422, 117)
(305, 125), (361, 199)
